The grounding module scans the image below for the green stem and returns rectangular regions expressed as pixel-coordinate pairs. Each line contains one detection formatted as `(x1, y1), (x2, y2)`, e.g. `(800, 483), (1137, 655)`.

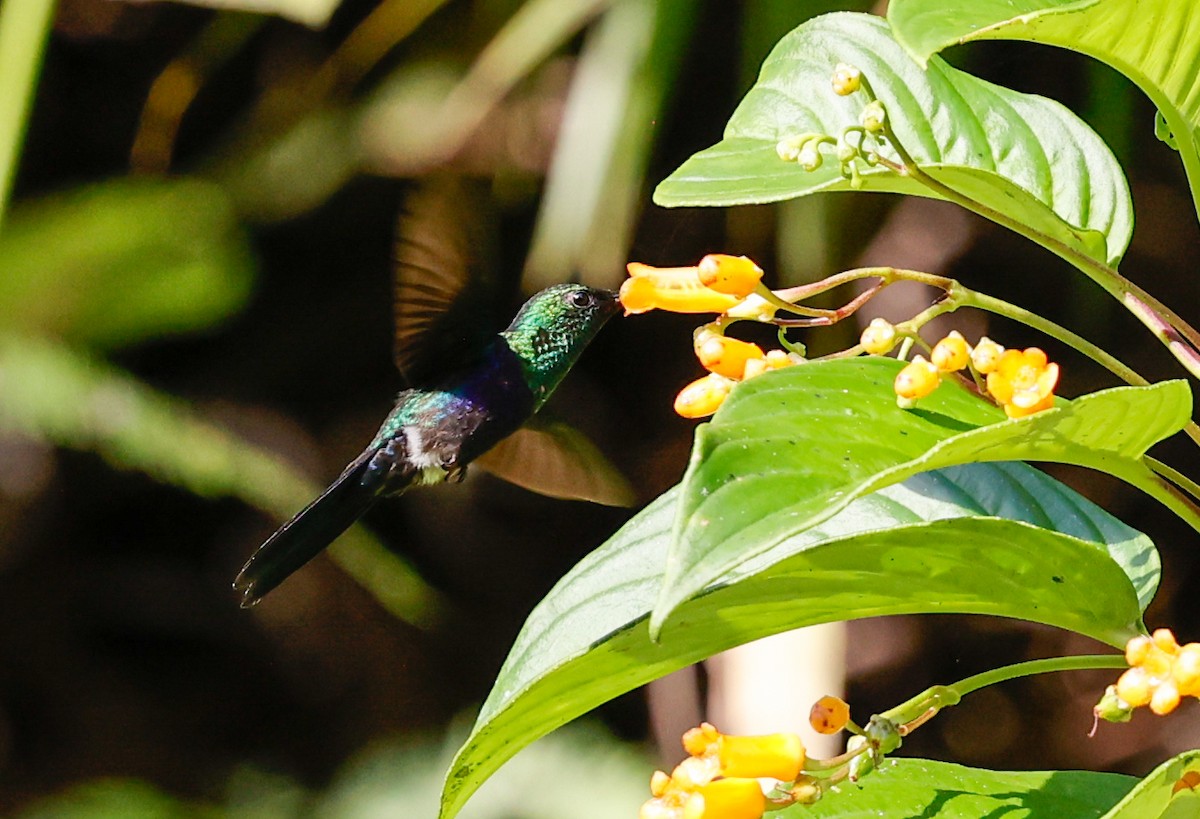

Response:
(871, 131), (1200, 377)
(882, 655), (1126, 727)
(1147, 456), (1200, 506)
(0, 0), (57, 226)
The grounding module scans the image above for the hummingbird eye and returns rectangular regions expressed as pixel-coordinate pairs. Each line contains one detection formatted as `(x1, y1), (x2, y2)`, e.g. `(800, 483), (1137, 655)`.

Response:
(566, 290), (595, 309)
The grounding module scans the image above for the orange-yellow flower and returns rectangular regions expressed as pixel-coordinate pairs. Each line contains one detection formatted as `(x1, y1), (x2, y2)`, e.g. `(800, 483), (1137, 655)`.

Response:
(985, 348), (1059, 418)
(1103, 629), (1200, 720)
(675, 374), (734, 419)
(621, 262), (743, 315)
(697, 255), (764, 297)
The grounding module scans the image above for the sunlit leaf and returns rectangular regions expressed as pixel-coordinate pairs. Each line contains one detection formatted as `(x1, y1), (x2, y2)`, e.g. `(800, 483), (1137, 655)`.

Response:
(1103, 749), (1200, 818)
(655, 356), (1188, 632)
(438, 458), (1156, 819)
(887, 0), (1200, 223)
(654, 12), (1132, 267)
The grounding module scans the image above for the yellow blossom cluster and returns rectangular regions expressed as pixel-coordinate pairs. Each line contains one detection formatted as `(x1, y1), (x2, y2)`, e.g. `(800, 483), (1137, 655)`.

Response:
(863, 322), (1060, 418)
(639, 723), (806, 819)
(619, 255), (803, 419)
(1115, 629), (1200, 716)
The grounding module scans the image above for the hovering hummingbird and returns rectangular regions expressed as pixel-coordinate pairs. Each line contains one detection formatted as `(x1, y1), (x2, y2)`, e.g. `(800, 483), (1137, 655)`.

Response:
(234, 178), (630, 607)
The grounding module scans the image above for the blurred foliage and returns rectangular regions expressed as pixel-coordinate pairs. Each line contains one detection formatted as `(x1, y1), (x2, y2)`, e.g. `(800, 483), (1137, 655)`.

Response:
(16, 722), (647, 819)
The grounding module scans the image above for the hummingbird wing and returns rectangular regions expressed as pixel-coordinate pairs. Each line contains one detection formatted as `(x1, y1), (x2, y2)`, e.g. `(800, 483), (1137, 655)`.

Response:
(393, 175), (504, 386)
(234, 452), (383, 607)
(474, 421), (636, 507)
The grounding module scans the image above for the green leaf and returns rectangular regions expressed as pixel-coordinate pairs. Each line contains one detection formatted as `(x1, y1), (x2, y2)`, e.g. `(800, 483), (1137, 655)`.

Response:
(438, 458), (1156, 819)
(792, 758), (1136, 818)
(655, 356), (1189, 634)
(1104, 749), (1200, 818)
(887, 0), (1200, 224)
(0, 178), (254, 349)
(653, 12), (1133, 268)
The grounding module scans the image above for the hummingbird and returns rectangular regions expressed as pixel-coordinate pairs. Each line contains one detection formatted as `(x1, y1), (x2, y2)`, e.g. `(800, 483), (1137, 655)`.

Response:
(233, 179), (629, 608)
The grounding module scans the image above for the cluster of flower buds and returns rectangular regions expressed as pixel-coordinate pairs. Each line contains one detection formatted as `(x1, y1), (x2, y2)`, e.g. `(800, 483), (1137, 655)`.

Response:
(639, 723), (806, 819)
(861, 320), (1060, 418)
(639, 697), (859, 819)
(618, 255), (804, 419)
(1102, 629), (1200, 718)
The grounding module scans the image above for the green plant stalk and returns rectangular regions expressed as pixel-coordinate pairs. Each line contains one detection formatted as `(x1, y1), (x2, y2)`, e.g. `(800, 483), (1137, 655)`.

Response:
(881, 655), (1127, 727)
(870, 130), (1200, 376)
(0, 0), (57, 226)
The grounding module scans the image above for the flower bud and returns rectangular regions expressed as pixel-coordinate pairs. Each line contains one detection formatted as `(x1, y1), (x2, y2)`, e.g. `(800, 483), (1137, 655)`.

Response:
(860, 317), (897, 355)
(697, 255), (764, 297)
(675, 374), (734, 419)
(931, 331), (970, 372)
(860, 101), (887, 133)
(809, 695), (851, 735)
(894, 356), (940, 403)
(1093, 684), (1134, 724)
(970, 337), (1005, 374)
(832, 63), (862, 96)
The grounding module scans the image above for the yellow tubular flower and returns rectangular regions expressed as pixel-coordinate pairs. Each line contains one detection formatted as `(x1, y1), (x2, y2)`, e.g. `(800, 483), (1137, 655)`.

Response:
(717, 732), (805, 782)
(682, 779), (766, 819)
(860, 317), (897, 355)
(620, 263), (743, 315)
(931, 331), (970, 372)
(697, 255), (764, 297)
(695, 333), (766, 380)
(675, 374), (734, 419)
(894, 356), (940, 402)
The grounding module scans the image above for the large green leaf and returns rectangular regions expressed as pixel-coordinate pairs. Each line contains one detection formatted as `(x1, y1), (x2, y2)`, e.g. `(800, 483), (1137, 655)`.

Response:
(0, 178), (254, 349)
(438, 458), (1157, 819)
(887, 0), (1200, 224)
(1104, 749), (1200, 818)
(655, 356), (1189, 633)
(654, 12), (1133, 268)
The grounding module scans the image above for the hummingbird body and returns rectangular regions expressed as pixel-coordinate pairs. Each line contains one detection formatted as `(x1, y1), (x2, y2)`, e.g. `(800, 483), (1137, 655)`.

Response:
(233, 284), (620, 607)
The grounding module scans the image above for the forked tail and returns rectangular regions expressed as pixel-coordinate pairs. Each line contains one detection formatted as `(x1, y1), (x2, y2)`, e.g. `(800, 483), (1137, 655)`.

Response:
(234, 454), (381, 607)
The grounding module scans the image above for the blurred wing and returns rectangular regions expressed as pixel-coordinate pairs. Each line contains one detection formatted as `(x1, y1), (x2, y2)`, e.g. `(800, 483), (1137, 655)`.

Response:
(474, 423), (636, 507)
(394, 175), (503, 385)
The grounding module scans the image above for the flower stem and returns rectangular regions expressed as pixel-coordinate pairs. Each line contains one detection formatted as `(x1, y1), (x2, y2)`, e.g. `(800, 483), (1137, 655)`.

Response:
(869, 125), (1200, 379)
(881, 655), (1127, 728)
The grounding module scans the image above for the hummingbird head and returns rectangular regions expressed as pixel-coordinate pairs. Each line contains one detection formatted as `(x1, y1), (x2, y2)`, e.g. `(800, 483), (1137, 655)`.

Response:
(501, 284), (620, 404)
